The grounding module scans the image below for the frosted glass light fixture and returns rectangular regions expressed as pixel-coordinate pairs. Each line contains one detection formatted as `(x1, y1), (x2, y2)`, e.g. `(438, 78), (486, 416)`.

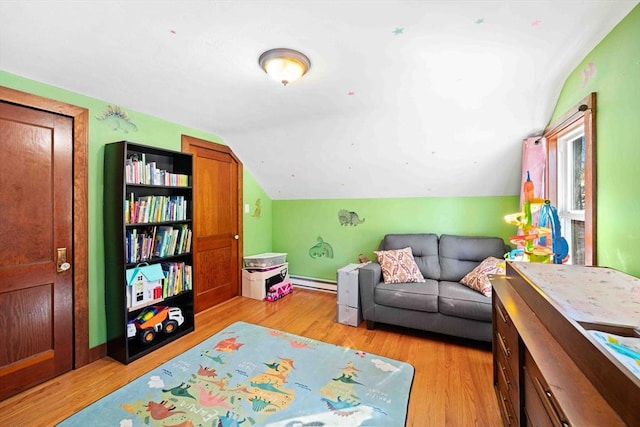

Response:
(259, 48), (311, 86)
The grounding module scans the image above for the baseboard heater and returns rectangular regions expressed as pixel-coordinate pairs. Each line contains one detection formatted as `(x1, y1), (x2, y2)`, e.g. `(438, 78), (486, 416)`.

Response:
(289, 275), (337, 293)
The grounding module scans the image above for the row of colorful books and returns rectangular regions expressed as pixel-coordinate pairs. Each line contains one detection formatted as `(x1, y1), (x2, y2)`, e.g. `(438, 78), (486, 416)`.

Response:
(125, 153), (189, 187)
(126, 224), (192, 263)
(161, 262), (193, 298)
(125, 194), (188, 224)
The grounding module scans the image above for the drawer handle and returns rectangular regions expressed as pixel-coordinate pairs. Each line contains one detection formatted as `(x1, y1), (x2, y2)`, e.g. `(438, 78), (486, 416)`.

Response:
(497, 304), (508, 324)
(497, 332), (511, 357)
(545, 392), (570, 427)
(502, 397), (513, 425)
(499, 361), (511, 391)
(498, 393), (513, 425)
(535, 377), (570, 426)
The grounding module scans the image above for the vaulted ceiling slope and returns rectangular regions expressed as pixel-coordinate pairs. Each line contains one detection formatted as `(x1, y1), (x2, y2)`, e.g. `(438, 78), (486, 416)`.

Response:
(1, 1), (636, 199)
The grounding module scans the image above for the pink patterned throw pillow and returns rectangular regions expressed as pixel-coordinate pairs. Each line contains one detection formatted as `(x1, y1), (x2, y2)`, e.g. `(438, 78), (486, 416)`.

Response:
(460, 256), (505, 297)
(374, 247), (426, 284)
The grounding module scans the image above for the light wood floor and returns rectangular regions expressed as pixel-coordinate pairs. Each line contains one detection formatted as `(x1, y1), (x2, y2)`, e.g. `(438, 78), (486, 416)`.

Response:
(0, 288), (502, 426)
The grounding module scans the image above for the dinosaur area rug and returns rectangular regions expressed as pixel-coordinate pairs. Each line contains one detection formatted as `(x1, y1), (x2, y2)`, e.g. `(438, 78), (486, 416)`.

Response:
(58, 321), (414, 427)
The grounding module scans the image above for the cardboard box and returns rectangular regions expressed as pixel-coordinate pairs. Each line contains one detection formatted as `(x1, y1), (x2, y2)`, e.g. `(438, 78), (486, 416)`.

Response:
(242, 263), (289, 300)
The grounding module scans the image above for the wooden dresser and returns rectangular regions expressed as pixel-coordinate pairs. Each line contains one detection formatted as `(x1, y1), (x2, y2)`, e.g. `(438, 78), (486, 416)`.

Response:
(491, 262), (640, 426)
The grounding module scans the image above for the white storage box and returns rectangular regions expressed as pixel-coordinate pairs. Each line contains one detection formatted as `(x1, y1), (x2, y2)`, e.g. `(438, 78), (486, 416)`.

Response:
(337, 304), (363, 327)
(336, 263), (364, 327)
(242, 263), (289, 300)
(337, 263), (361, 307)
(243, 252), (287, 268)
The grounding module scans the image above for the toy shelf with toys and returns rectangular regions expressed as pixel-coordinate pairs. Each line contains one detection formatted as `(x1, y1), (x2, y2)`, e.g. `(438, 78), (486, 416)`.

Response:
(104, 141), (195, 364)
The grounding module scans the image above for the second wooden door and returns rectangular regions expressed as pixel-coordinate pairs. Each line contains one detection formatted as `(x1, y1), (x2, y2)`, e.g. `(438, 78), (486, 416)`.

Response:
(182, 135), (242, 312)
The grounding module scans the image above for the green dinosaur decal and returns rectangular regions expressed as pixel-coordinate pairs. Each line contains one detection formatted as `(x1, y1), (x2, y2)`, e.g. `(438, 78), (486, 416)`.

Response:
(309, 237), (334, 259)
(96, 105), (138, 133)
(252, 198), (262, 219)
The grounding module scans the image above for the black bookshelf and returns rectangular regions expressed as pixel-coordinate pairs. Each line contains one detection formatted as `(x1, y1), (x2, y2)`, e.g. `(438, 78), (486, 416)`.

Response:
(104, 141), (195, 364)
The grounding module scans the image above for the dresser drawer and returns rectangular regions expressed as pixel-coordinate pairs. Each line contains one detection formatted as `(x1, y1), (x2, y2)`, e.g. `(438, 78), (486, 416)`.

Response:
(524, 349), (570, 427)
(494, 295), (520, 379)
(523, 365), (554, 427)
(496, 344), (519, 419)
(496, 383), (518, 426)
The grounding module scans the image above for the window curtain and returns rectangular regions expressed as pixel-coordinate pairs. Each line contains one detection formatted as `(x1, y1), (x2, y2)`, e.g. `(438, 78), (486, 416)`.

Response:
(515, 136), (547, 246)
(520, 136), (546, 208)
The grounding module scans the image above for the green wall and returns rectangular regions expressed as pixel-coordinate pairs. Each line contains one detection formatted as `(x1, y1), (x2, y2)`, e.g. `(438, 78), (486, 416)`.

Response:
(273, 196), (519, 281)
(548, 4), (640, 277)
(0, 70), (269, 346)
(243, 170), (273, 255)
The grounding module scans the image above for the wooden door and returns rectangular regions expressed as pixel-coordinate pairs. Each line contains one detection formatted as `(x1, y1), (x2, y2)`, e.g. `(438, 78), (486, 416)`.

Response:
(0, 102), (74, 399)
(182, 135), (243, 312)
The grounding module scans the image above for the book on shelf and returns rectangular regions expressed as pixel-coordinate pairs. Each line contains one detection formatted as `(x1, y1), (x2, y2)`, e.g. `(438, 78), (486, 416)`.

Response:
(161, 262), (193, 298)
(156, 225), (174, 259)
(125, 224), (192, 263)
(125, 194), (187, 224)
(125, 152), (189, 187)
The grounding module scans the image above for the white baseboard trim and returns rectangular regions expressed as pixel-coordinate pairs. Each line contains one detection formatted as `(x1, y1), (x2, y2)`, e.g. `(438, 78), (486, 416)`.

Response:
(290, 275), (337, 293)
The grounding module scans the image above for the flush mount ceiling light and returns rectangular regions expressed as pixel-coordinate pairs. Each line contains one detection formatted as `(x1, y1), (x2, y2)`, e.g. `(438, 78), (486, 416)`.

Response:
(259, 48), (311, 86)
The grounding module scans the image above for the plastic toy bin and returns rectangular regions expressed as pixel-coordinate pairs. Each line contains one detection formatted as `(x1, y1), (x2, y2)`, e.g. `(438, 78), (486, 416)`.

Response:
(243, 252), (287, 268)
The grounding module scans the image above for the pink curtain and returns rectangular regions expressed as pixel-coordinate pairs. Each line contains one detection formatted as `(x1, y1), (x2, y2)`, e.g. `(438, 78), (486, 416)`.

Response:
(512, 136), (547, 250)
(520, 136), (546, 208)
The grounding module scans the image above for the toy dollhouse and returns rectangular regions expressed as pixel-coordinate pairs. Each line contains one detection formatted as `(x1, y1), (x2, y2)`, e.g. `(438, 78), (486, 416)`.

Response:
(125, 263), (165, 309)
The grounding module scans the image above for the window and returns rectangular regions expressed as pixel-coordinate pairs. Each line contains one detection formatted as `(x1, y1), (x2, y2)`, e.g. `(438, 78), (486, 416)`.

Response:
(545, 93), (596, 265)
(557, 127), (586, 264)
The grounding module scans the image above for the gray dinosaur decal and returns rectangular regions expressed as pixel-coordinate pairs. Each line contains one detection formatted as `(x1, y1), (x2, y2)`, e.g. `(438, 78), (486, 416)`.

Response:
(309, 236), (334, 259)
(338, 209), (365, 226)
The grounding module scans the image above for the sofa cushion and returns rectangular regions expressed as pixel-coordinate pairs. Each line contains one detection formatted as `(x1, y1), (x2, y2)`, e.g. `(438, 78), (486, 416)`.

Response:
(438, 281), (492, 322)
(374, 279), (439, 312)
(374, 247), (426, 284)
(381, 233), (440, 280)
(439, 234), (508, 282)
(460, 256), (505, 297)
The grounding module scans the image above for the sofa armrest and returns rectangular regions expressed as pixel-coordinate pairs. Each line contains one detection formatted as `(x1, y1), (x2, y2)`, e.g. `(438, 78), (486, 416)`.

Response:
(359, 262), (381, 321)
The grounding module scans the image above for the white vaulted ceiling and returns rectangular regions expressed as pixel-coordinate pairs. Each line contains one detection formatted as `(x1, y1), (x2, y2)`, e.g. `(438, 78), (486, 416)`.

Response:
(1, 1), (636, 199)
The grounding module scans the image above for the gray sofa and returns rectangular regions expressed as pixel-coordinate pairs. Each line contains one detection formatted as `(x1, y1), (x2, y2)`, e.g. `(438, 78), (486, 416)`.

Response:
(359, 233), (509, 342)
